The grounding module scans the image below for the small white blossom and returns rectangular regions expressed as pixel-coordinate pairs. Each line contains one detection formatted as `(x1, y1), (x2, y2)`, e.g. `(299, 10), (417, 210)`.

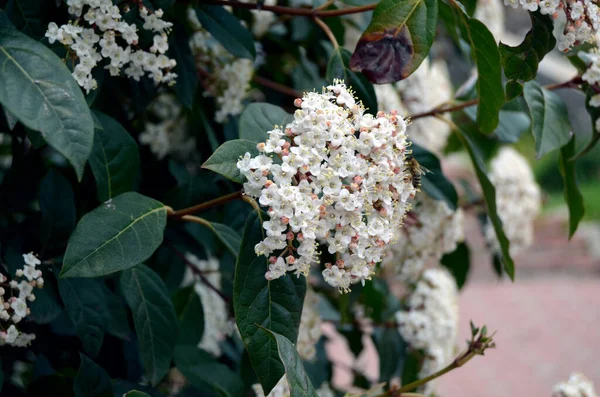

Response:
(552, 373), (598, 397)
(297, 288), (322, 361)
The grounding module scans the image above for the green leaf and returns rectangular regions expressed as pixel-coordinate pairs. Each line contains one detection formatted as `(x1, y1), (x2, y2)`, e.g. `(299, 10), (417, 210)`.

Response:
(505, 80), (524, 101)
(348, 0), (438, 83)
(559, 137), (585, 238)
(123, 392), (150, 397)
(3, 107), (17, 130)
(101, 284), (132, 340)
(58, 278), (107, 357)
(197, 220), (242, 257)
(234, 212), (307, 395)
(401, 349), (423, 387)
(257, 328), (317, 397)
(412, 144), (458, 210)
(29, 275), (63, 324)
(327, 48), (378, 114)
(201, 139), (259, 183)
(0, 11), (93, 180)
(194, 5), (256, 59)
(463, 103), (531, 143)
(441, 242), (471, 289)
(455, 127), (515, 279)
(40, 169), (76, 249)
(239, 103), (294, 143)
(173, 286), (204, 347)
(74, 354), (112, 397)
(170, 25), (198, 109)
(89, 111), (140, 202)
(375, 327), (407, 382)
(120, 265), (178, 386)
(174, 346), (244, 397)
(61, 192), (167, 278)
(499, 12), (555, 90)
(523, 81), (571, 158)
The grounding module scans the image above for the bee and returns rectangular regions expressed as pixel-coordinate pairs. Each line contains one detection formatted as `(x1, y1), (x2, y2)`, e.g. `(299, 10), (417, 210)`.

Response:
(406, 155), (432, 189)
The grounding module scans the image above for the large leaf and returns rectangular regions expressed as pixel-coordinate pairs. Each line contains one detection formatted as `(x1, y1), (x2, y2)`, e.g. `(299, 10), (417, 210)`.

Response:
(120, 265), (178, 386)
(258, 328), (317, 397)
(173, 286), (204, 347)
(455, 128), (515, 279)
(74, 354), (112, 397)
(327, 48), (378, 114)
(463, 103), (531, 143)
(412, 143), (458, 210)
(559, 137), (585, 238)
(58, 278), (107, 357)
(28, 276), (63, 324)
(196, 220), (242, 257)
(101, 284), (132, 340)
(0, 11), (93, 180)
(374, 327), (407, 383)
(61, 193), (167, 278)
(441, 242), (471, 289)
(89, 111), (140, 202)
(174, 346), (244, 397)
(201, 139), (259, 183)
(239, 103), (294, 143)
(234, 212), (307, 395)
(499, 12), (555, 100)
(194, 5), (255, 59)
(349, 0), (438, 83)
(523, 81), (571, 158)
(40, 169), (76, 249)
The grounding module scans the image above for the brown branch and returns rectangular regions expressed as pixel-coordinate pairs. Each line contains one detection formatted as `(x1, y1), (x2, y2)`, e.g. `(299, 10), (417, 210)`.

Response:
(169, 191), (243, 218)
(253, 75), (302, 98)
(201, 0), (376, 17)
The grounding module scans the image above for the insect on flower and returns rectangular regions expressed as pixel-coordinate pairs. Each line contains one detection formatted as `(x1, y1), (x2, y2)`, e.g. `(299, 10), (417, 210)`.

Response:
(406, 155), (432, 189)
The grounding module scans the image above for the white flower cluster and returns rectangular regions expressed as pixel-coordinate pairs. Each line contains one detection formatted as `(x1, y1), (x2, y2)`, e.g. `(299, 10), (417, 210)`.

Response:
(579, 49), (600, 133)
(297, 288), (322, 361)
(503, 0), (600, 52)
(188, 8), (254, 123)
(484, 147), (541, 256)
(552, 373), (598, 397)
(252, 378), (335, 397)
(395, 268), (459, 396)
(384, 195), (464, 283)
(139, 93), (195, 160)
(237, 81), (417, 292)
(0, 253), (45, 347)
(375, 58), (453, 155)
(182, 254), (233, 357)
(45, 0), (176, 93)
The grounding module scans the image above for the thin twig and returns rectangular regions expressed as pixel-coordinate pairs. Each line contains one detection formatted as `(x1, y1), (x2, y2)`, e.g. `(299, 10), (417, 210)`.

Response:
(170, 191), (243, 218)
(314, 17), (339, 50)
(253, 75), (302, 98)
(201, 0), (377, 17)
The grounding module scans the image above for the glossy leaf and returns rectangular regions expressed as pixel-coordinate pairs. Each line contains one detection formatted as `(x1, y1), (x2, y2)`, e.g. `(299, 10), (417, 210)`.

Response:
(61, 193), (167, 278)
(463, 104), (531, 143)
(259, 328), (317, 397)
(58, 278), (107, 357)
(0, 11), (93, 180)
(89, 111), (140, 202)
(327, 48), (378, 114)
(194, 5), (255, 59)
(412, 144), (458, 210)
(120, 265), (179, 386)
(173, 286), (204, 347)
(198, 220), (242, 257)
(239, 103), (294, 143)
(74, 354), (112, 397)
(349, 0), (438, 83)
(174, 346), (244, 397)
(559, 137), (585, 238)
(202, 139), (259, 183)
(234, 212), (307, 395)
(375, 327), (407, 382)
(40, 169), (76, 249)
(101, 284), (132, 340)
(523, 81), (571, 158)
(441, 242), (471, 289)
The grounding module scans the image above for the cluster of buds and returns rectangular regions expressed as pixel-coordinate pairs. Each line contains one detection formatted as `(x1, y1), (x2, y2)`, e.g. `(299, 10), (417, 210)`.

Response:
(0, 253), (45, 347)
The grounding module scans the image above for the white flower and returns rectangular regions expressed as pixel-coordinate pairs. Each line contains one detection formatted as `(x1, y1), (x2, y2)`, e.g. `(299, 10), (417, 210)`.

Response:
(552, 373), (598, 397)
(3, 325), (19, 344)
(10, 298), (28, 318)
(590, 94), (600, 107)
(23, 252), (40, 267)
(297, 289), (322, 361)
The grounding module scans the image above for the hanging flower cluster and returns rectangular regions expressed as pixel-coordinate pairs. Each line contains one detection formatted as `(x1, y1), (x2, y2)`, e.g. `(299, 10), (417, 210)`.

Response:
(503, 0), (600, 51)
(237, 81), (417, 292)
(0, 253), (45, 347)
(187, 8), (254, 123)
(484, 148), (541, 256)
(297, 288), (322, 361)
(552, 373), (598, 397)
(384, 194), (464, 283)
(45, 0), (177, 93)
(395, 268), (459, 396)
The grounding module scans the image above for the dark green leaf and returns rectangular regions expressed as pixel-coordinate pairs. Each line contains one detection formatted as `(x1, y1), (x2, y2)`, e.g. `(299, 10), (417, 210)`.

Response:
(201, 139), (259, 183)
(58, 278), (106, 357)
(173, 286), (204, 347)
(340, 326), (364, 357)
(74, 354), (112, 397)
(463, 104), (531, 143)
(258, 328), (317, 397)
(120, 264), (178, 386)
(412, 144), (458, 210)
(234, 212), (307, 394)
(505, 80), (524, 101)
(174, 346), (244, 397)
(101, 284), (132, 340)
(327, 48), (378, 114)
(0, 11), (94, 180)
(239, 103), (294, 143)
(441, 242), (471, 289)
(455, 127), (515, 279)
(29, 275), (63, 324)
(40, 169), (76, 249)
(3, 107), (17, 130)
(194, 5), (255, 59)
(61, 193), (167, 278)
(123, 392), (150, 397)
(197, 220), (242, 257)
(170, 25), (198, 109)
(523, 81), (571, 158)
(375, 327), (407, 382)
(559, 137), (584, 238)
(401, 349), (422, 386)
(349, 0), (438, 83)
(89, 111), (140, 202)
